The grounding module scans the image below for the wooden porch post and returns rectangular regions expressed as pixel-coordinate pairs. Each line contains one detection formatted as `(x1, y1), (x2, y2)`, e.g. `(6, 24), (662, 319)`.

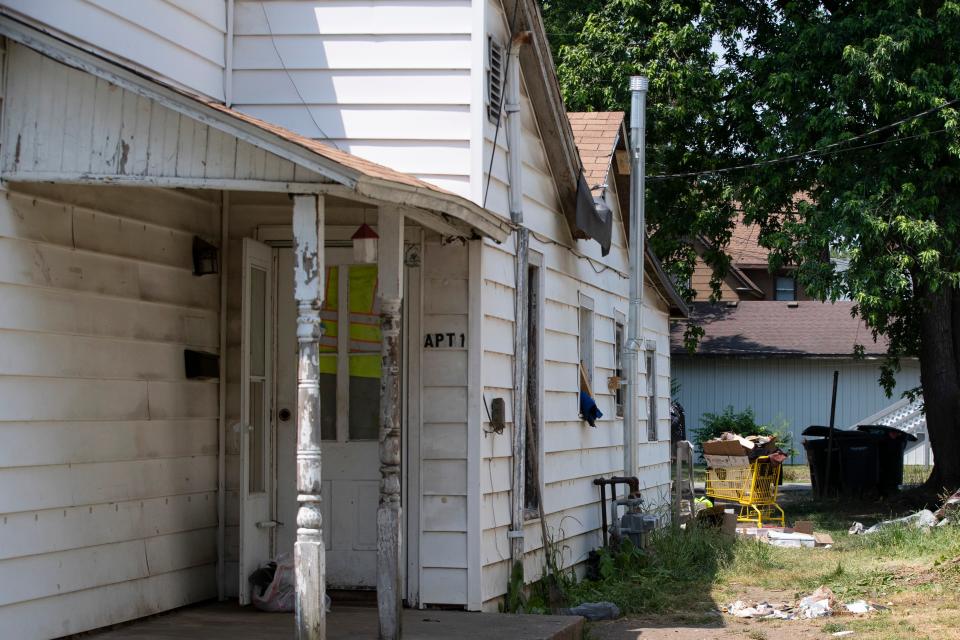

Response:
(292, 194), (326, 640)
(377, 208), (404, 640)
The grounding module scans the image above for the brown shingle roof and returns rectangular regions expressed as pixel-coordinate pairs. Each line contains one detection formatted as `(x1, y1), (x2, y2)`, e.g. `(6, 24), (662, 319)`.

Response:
(670, 301), (886, 357)
(728, 217), (771, 266)
(206, 101), (447, 193)
(567, 111), (624, 193)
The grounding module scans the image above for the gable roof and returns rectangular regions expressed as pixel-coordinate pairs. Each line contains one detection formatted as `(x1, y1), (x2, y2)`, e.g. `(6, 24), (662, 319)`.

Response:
(568, 111), (625, 194)
(568, 111), (687, 318)
(0, 13), (512, 243)
(671, 301), (887, 357)
(728, 217), (772, 267)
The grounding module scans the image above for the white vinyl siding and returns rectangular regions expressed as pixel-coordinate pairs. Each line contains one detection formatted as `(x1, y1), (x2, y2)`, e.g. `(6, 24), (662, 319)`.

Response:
(231, 0), (474, 197)
(673, 357), (923, 463)
(0, 0), (227, 99)
(0, 182), (220, 639)
(418, 234), (471, 604)
(1, 45), (323, 186)
(477, 0), (672, 608)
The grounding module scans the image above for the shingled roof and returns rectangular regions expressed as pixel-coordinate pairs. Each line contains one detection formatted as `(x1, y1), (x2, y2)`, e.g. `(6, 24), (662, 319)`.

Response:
(671, 301), (887, 357)
(568, 111), (625, 194)
(728, 217), (771, 267)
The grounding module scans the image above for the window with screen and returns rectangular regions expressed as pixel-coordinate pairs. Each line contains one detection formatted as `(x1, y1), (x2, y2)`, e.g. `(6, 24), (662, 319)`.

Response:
(775, 276), (797, 301)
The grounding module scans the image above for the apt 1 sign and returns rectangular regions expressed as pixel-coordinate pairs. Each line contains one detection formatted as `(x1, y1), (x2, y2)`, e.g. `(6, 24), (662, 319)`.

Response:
(423, 332), (466, 349)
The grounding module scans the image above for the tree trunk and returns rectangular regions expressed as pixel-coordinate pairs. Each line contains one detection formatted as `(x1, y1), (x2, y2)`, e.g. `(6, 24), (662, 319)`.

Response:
(918, 285), (960, 492)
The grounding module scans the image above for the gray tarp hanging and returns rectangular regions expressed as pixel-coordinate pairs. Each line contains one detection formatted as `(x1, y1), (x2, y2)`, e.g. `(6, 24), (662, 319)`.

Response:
(574, 171), (612, 256)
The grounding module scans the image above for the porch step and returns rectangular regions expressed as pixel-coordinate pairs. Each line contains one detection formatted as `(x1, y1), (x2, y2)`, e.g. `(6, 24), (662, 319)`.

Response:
(80, 601), (585, 640)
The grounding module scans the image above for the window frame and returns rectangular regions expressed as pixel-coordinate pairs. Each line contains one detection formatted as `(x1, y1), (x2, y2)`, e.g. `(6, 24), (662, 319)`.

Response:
(523, 252), (545, 518)
(775, 275), (797, 301)
(645, 342), (658, 442)
(578, 293), (595, 397)
(613, 310), (626, 418)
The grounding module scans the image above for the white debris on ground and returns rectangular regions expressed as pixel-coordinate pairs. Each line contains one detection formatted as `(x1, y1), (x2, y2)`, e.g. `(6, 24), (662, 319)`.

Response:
(849, 489), (960, 535)
(724, 586), (883, 621)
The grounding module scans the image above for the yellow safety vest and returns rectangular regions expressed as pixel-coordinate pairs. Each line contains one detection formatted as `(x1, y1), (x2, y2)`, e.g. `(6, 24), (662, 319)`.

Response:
(319, 265), (381, 379)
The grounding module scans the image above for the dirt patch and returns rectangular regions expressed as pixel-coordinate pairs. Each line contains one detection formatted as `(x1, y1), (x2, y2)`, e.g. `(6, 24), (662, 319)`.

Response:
(588, 614), (829, 640)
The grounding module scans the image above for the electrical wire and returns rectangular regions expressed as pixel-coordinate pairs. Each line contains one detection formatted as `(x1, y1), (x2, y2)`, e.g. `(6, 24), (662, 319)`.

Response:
(259, 2), (339, 149)
(482, 1), (522, 208)
(527, 229), (630, 279)
(647, 99), (958, 182)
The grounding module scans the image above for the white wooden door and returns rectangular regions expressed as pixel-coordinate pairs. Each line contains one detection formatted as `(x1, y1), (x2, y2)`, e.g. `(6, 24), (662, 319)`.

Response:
(276, 248), (383, 588)
(239, 238), (275, 604)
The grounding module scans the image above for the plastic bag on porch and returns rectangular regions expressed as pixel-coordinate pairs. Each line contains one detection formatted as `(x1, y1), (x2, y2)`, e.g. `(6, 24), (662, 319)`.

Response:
(251, 553), (333, 613)
(252, 553), (296, 612)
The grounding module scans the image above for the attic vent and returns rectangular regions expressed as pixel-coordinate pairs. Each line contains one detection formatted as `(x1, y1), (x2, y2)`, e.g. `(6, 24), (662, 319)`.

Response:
(487, 37), (505, 124)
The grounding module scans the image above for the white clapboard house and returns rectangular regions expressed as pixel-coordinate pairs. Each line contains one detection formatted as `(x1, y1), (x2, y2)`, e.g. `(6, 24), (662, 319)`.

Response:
(0, 1), (685, 638)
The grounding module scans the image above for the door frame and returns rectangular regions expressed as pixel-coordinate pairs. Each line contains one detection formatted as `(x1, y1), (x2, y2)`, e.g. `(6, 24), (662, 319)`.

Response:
(256, 224), (423, 603)
(238, 237), (276, 605)
(402, 228), (423, 607)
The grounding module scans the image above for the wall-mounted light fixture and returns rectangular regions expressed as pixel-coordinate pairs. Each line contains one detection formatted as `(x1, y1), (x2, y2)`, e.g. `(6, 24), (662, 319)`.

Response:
(192, 236), (219, 276)
(351, 222), (379, 263)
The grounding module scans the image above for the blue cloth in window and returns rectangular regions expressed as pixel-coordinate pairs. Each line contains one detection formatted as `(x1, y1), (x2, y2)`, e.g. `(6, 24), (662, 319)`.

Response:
(580, 391), (603, 427)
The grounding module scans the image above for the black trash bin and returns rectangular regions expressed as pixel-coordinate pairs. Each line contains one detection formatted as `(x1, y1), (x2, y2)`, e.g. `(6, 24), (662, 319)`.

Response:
(838, 437), (880, 498)
(802, 425), (896, 497)
(856, 425), (917, 495)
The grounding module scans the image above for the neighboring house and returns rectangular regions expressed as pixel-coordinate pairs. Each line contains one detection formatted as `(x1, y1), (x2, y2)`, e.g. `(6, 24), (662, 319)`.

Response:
(689, 216), (814, 302)
(673, 219), (921, 463)
(0, 2), (684, 638)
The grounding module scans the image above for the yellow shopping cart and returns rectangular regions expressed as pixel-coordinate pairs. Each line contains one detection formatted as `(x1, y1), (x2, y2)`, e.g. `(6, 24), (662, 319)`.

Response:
(705, 456), (785, 527)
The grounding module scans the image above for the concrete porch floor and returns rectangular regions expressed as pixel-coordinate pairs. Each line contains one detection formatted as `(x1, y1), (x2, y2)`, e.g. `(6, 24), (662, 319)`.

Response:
(80, 601), (584, 640)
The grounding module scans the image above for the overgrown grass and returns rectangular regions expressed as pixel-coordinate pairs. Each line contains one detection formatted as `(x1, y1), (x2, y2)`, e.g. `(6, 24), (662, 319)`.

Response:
(534, 495), (960, 639)
(545, 525), (734, 614)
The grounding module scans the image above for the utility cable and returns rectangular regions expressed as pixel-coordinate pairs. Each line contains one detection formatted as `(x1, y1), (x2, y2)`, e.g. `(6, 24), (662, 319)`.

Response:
(259, 2), (340, 149)
(648, 99), (958, 182)
(482, 1), (522, 208)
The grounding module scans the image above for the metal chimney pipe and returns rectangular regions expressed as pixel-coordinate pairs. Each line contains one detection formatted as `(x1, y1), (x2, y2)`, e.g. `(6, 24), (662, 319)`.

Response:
(622, 76), (648, 479)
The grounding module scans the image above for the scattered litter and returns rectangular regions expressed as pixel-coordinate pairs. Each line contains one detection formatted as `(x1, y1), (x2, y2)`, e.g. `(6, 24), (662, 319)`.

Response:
(844, 600), (875, 614)
(849, 509), (939, 535)
(737, 525), (833, 548)
(798, 586), (834, 618)
(935, 489), (960, 521)
(725, 600), (793, 619)
(793, 520), (814, 534)
(724, 586), (883, 621)
(562, 601), (620, 621)
(767, 530), (816, 548)
(832, 631), (855, 637)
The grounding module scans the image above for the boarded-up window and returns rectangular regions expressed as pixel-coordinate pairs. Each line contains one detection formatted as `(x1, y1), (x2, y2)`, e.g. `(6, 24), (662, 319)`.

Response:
(578, 294), (595, 394)
(614, 318), (625, 418)
(646, 349), (657, 441)
(524, 262), (542, 514)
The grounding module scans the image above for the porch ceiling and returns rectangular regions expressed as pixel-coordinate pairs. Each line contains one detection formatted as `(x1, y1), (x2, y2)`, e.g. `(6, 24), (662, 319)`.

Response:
(0, 14), (511, 243)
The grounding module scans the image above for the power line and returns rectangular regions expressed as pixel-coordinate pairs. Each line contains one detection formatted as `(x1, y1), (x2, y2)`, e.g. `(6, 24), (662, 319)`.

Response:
(648, 99), (959, 182)
(259, 2), (339, 149)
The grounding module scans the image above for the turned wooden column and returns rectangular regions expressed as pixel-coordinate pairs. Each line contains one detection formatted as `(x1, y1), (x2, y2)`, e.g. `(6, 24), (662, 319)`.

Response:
(292, 194), (326, 640)
(376, 209), (404, 640)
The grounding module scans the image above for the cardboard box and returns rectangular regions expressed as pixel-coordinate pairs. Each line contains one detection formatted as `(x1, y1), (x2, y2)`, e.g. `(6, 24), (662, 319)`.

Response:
(702, 439), (752, 456)
(705, 454), (752, 469)
(794, 520), (814, 534)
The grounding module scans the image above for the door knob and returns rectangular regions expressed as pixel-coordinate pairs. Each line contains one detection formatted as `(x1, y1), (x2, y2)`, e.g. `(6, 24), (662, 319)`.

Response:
(279, 408), (292, 422)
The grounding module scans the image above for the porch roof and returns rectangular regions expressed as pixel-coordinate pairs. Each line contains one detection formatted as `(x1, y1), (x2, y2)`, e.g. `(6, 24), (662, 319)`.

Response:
(0, 14), (512, 243)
